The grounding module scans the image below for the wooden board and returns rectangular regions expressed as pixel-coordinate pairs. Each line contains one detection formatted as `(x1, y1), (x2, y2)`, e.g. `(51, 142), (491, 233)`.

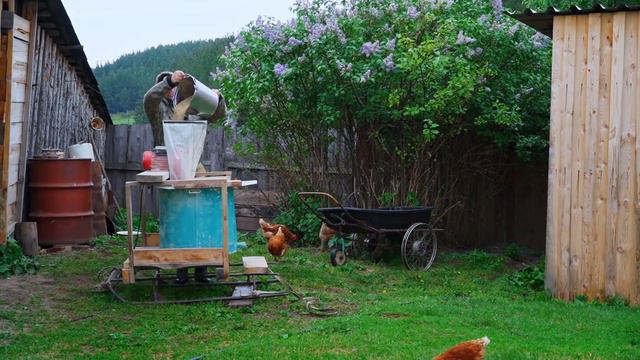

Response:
(242, 256), (269, 274)
(132, 247), (224, 269)
(136, 170), (168, 183)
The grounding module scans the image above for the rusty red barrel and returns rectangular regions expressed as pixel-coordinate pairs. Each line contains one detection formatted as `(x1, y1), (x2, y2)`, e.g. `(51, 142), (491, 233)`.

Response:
(91, 162), (107, 237)
(28, 159), (94, 246)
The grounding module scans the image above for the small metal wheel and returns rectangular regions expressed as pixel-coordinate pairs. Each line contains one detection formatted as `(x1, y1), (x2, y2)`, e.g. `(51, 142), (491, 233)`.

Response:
(330, 248), (347, 266)
(401, 223), (437, 271)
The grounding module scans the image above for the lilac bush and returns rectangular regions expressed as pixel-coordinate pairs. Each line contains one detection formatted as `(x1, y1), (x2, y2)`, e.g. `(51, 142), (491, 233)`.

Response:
(219, 0), (551, 206)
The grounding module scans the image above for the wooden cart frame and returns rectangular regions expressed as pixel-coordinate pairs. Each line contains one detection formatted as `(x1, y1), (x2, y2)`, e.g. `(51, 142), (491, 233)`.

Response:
(122, 171), (239, 284)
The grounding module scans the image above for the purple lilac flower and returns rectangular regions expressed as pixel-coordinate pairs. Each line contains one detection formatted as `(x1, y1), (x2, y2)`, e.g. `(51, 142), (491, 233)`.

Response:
(298, 54), (307, 63)
(336, 60), (353, 75)
(466, 47), (483, 58)
(255, 16), (264, 27)
(477, 14), (489, 26)
(370, 8), (380, 18)
(274, 63), (289, 77)
(386, 38), (396, 51)
(492, 0), (503, 14)
(234, 34), (246, 47)
(389, 3), (398, 12)
(384, 54), (396, 72)
(440, 0), (454, 9)
(288, 37), (303, 47)
(531, 32), (549, 48)
(309, 23), (326, 42)
(361, 41), (381, 56)
(263, 22), (284, 43)
(407, 6), (419, 19)
(360, 69), (372, 83)
(326, 18), (347, 44)
(294, 0), (311, 9)
(382, 23), (392, 33)
(477, 76), (487, 84)
(508, 24), (519, 37)
(455, 30), (476, 45)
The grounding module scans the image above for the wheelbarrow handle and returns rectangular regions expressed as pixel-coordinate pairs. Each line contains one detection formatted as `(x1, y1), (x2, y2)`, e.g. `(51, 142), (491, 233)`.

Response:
(297, 192), (343, 207)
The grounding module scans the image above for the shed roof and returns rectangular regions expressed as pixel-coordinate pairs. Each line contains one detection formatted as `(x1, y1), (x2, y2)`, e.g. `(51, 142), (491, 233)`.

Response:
(36, 0), (112, 124)
(509, 4), (640, 38)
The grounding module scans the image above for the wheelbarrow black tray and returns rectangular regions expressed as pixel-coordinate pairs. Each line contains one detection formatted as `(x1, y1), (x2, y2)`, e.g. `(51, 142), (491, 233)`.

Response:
(317, 206), (434, 233)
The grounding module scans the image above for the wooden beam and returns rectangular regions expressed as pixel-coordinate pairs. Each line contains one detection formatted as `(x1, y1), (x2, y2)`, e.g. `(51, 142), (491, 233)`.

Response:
(132, 247), (224, 269)
(16, 0), (35, 223)
(0, 23), (14, 245)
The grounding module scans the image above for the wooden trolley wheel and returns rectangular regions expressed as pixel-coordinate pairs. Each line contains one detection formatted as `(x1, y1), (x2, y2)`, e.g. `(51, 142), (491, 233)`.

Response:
(401, 223), (437, 271)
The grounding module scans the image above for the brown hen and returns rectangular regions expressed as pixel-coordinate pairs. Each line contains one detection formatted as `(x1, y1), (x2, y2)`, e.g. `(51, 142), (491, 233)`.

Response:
(432, 336), (490, 360)
(267, 227), (288, 260)
(259, 218), (298, 242)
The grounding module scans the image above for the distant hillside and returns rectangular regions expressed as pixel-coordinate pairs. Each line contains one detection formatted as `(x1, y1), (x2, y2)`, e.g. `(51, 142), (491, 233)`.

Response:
(94, 38), (232, 118)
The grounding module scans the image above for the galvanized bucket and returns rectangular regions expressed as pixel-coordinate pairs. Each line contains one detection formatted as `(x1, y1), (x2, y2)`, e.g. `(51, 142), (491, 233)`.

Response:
(173, 75), (220, 118)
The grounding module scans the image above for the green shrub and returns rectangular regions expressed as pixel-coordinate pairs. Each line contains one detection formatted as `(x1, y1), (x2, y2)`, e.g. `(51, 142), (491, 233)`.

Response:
(114, 208), (159, 233)
(0, 238), (38, 277)
(504, 243), (522, 261)
(465, 250), (506, 271)
(273, 192), (322, 246)
(508, 262), (545, 291)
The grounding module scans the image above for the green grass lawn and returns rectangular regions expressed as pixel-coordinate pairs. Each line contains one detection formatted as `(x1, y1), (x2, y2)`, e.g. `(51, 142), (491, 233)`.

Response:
(1, 236), (639, 359)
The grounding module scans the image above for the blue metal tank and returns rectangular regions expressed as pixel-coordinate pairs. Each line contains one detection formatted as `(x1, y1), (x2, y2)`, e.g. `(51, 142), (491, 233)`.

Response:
(158, 187), (237, 253)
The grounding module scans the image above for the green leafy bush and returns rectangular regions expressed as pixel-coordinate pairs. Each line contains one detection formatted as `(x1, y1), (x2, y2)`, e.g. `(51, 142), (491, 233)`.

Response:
(504, 243), (522, 261)
(218, 0), (552, 210)
(465, 250), (506, 271)
(0, 238), (38, 277)
(508, 262), (545, 291)
(273, 192), (322, 246)
(114, 208), (159, 233)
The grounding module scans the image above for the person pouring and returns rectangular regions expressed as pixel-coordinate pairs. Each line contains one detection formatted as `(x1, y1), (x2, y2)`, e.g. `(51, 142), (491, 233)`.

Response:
(143, 70), (227, 284)
(144, 70), (226, 146)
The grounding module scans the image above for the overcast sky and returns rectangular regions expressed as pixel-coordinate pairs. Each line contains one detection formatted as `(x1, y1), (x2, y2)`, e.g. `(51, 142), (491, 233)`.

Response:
(60, 0), (296, 67)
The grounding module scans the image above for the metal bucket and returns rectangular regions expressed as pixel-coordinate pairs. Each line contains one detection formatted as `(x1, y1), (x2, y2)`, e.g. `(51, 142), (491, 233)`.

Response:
(158, 187), (237, 252)
(28, 159), (94, 246)
(91, 162), (107, 237)
(173, 75), (219, 117)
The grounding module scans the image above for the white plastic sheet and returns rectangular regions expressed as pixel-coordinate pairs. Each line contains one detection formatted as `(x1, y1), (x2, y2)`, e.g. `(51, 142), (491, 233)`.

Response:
(162, 120), (207, 180)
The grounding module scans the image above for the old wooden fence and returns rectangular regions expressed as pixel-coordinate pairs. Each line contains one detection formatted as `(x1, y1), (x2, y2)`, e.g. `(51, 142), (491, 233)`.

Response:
(104, 124), (279, 231)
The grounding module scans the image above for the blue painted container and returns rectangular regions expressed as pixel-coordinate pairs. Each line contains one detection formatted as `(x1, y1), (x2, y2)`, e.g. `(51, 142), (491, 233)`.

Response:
(158, 187), (237, 253)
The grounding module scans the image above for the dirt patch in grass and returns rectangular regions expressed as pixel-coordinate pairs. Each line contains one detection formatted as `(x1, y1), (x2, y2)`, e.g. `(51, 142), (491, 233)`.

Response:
(0, 274), (56, 308)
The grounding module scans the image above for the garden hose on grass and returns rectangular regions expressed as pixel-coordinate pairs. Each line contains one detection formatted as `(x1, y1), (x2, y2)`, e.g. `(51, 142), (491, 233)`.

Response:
(271, 272), (338, 317)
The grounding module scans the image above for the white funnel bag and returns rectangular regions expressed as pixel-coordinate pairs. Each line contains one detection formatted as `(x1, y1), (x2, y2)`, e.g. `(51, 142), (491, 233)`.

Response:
(162, 120), (207, 180)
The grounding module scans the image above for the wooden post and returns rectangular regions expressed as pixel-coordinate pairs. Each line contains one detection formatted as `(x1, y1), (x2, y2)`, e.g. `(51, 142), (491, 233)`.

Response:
(221, 182), (229, 278)
(14, 221), (37, 256)
(125, 181), (135, 283)
(0, 17), (14, 245)
(16, 0), (36, 222)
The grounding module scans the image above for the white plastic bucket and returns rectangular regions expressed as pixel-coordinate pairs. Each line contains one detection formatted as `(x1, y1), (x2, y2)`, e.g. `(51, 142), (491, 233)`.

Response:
(68, 143), (94, 161)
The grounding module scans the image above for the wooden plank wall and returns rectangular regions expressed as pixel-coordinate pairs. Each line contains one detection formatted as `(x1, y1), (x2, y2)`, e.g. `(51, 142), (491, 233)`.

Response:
(105, 124), (548, 246)
(26, 26), (105, 161)
(547, 13), (640, 305)
(5, 14), (29, 236)
(103, 124), (280, 231)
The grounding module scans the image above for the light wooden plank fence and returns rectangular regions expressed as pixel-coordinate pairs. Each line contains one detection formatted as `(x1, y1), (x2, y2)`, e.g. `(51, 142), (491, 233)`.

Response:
(546, 13), (640, 305)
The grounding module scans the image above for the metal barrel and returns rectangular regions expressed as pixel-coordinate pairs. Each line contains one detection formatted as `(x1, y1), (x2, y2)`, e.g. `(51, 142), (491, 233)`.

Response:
(28, 159), (94, 246)
(91, 162), (107, 237)
(173, 75), (220, 117)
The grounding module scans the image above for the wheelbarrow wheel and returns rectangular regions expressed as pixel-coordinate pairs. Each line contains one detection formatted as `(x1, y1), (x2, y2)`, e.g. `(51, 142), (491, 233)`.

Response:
(401, 223), (437, 271)
(330, 248), (347, 266)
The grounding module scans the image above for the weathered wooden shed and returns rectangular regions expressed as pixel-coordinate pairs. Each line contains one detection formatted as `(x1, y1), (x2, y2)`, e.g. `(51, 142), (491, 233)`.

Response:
(514, 5), (640, 305)
(0, 0), (111, 244)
